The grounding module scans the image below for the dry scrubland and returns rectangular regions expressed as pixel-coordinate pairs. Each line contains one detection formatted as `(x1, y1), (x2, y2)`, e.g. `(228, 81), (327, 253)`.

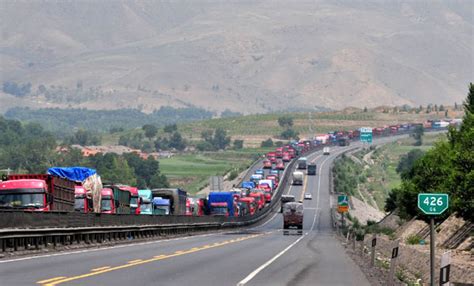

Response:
(1, 1), (472, 113)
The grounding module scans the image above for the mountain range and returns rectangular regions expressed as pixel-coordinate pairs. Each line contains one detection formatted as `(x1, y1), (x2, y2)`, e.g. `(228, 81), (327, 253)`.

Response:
(1, 0), (472, 114)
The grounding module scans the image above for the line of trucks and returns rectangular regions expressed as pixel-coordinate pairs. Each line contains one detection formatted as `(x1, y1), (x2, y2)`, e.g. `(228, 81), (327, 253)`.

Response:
(0, 121), (452, 218)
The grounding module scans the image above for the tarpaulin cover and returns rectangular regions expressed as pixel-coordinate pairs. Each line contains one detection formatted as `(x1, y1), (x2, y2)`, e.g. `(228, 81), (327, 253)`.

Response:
(47, 167), (97, 182)
(153, 197), (170, 206)
(48, 167), (103, 213)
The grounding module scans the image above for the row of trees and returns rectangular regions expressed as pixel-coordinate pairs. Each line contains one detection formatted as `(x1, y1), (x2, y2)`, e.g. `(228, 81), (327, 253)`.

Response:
(386, 84), (474, 222)
(0, 116), (169, 189)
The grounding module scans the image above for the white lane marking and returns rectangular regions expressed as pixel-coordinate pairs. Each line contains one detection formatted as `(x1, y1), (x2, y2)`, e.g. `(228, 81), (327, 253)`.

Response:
(236, 234), (305, 286)
(236, 147), (352, 285)
(252, 211), (279, 229)
(0, 232), (218, 264)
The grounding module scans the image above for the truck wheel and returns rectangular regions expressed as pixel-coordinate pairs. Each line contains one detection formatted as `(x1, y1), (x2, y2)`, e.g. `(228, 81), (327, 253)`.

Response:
(298, 225), (303, 230)
(283, 223), (288, 229)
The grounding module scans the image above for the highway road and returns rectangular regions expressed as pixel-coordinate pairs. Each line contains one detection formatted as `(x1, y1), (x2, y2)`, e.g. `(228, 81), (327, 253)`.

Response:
(0, 137), (403, 286)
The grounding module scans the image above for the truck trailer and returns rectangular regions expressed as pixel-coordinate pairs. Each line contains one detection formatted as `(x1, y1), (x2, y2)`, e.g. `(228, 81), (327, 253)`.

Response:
(292, 171), (304, 185)
(283, 202), (304, 234)
(151, 188), (187, 215)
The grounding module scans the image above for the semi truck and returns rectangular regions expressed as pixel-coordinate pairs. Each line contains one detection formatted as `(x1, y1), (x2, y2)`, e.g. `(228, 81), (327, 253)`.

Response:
(283, 202), (304, 234)
(297, 157), (307, 169)
(338, 137), (350, 146)
(292, 171), (304, 185)
(208, 192), (237, 217)
(117, 185), (140, 214)
(307, 164), (317, 176)
(0, 174), (75, 211)
(102, 184), (131, 214)
(280, 195), (295, 212)
(138, 189), (153, 215)
(74, 185), (93, 213)
(151, 188), (187, 215)
(152, 197), (170, 215)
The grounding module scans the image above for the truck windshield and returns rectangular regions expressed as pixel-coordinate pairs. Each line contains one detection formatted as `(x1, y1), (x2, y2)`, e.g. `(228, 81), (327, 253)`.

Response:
(140, 202), (152, 212)
(0, 191), (44, 208)
(210, 206), (228, 215)
(154, 206), (169, 215)
(130, 197), (138, 208)
(74, 198), (85, 210)
(101, 198), (112, 211)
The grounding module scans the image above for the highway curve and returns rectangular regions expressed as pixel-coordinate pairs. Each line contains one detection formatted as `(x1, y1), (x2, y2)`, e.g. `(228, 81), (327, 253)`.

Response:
(0, 136), (404, 286)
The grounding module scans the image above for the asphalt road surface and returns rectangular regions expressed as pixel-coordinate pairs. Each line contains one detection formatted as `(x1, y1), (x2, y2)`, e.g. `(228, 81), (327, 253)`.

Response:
(0, 136), (406, 286)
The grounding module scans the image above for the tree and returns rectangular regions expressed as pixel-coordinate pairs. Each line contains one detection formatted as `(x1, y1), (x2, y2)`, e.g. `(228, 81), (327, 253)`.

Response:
(454, 102), (458, 111)
(261, 138), (274, 147)
(396, 149), (425, 180)
(149, 172), (169, 188)
(196, 141), (214, 151)
(388, 84), (474, 222)
(142, 124), (158, 140)
(169, 132), (186, 151)
(163, 124), (177, 133)
(463, 83), (474, 114)
(363, 107), (368, 112)
(67, 129), (101, 146)
(233, 139), (244, 150)
(280, 128), (299, 140)
(212, 128), (231, 150)
(439, 104), (445, 111)
(277, 116), (294, 128)
(412, 125), (424, 146)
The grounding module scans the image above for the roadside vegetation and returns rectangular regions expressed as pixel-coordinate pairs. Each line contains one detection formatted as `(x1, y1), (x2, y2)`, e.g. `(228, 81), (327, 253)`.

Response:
(386, 84), (474, 222)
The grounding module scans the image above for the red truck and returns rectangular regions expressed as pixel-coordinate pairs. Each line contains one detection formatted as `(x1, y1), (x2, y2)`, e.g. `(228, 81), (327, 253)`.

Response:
(100, 188), (115, 214)
(238, 197), (257, 215)
(117, 185), (141, 214)
(249, 191), (265, 211)
(74, 185), (93, 213)
(0, 174), (75, 211)
(275, 147), (283, 158)
(282, 152), (291, 162)
(263, 159), (272, 169)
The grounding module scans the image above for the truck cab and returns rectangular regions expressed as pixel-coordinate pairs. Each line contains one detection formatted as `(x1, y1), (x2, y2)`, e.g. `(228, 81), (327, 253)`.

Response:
(249, 191), (265, 210)
(307, 164), (317, 176)
(74, 185), (92, 213)
(152, 197), (170, 215)
(209, 202), (229, 216)
(0, 179), (49, 211)
(119, 186), (140, 215)
(297, 157), (307, 169)
(138, 189), (153, 215)
(100, 188), (115, 214)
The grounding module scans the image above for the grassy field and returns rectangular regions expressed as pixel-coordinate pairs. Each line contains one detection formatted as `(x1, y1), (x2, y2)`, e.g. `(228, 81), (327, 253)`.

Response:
(354, 132), (446, 210)
(159, 147), (272, 194)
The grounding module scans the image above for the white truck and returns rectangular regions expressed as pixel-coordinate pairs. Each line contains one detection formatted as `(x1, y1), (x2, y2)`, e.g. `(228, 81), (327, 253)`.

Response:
(323, 147), (330, 155)
(292, 171), (304, 185)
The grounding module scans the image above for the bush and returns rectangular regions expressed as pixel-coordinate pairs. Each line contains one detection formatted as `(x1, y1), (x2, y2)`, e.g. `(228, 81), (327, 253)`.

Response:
(261, 138), (274, 147)
(228, 169), (239, 181)
(406, 234), (422, 245)
(196, 141), (215, 151)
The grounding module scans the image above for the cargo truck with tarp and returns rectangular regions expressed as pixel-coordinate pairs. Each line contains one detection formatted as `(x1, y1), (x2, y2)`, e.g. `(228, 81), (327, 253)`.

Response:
(151, 188), (187, 215)
(283, 202), (304, 235)
(138, 189), (153, 215)
(47, 167), (103, 213)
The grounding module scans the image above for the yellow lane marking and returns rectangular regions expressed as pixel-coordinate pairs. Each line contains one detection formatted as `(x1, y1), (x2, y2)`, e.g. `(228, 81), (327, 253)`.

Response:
(36, 277), (66, 284)
(174, 251), (184, 254)
(91, 266), (111, 272)
(40, 234), (263, 286)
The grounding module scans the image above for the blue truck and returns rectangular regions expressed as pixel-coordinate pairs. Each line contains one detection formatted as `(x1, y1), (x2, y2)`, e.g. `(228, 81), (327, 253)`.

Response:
(208, 192), (236, 217)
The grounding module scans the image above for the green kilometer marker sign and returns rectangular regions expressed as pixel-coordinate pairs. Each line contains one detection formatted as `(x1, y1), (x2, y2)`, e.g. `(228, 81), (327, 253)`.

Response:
(417, 193), (449, 215)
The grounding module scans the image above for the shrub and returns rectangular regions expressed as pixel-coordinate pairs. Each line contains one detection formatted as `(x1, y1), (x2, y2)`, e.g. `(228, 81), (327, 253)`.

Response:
(406, 234), (422, 245)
